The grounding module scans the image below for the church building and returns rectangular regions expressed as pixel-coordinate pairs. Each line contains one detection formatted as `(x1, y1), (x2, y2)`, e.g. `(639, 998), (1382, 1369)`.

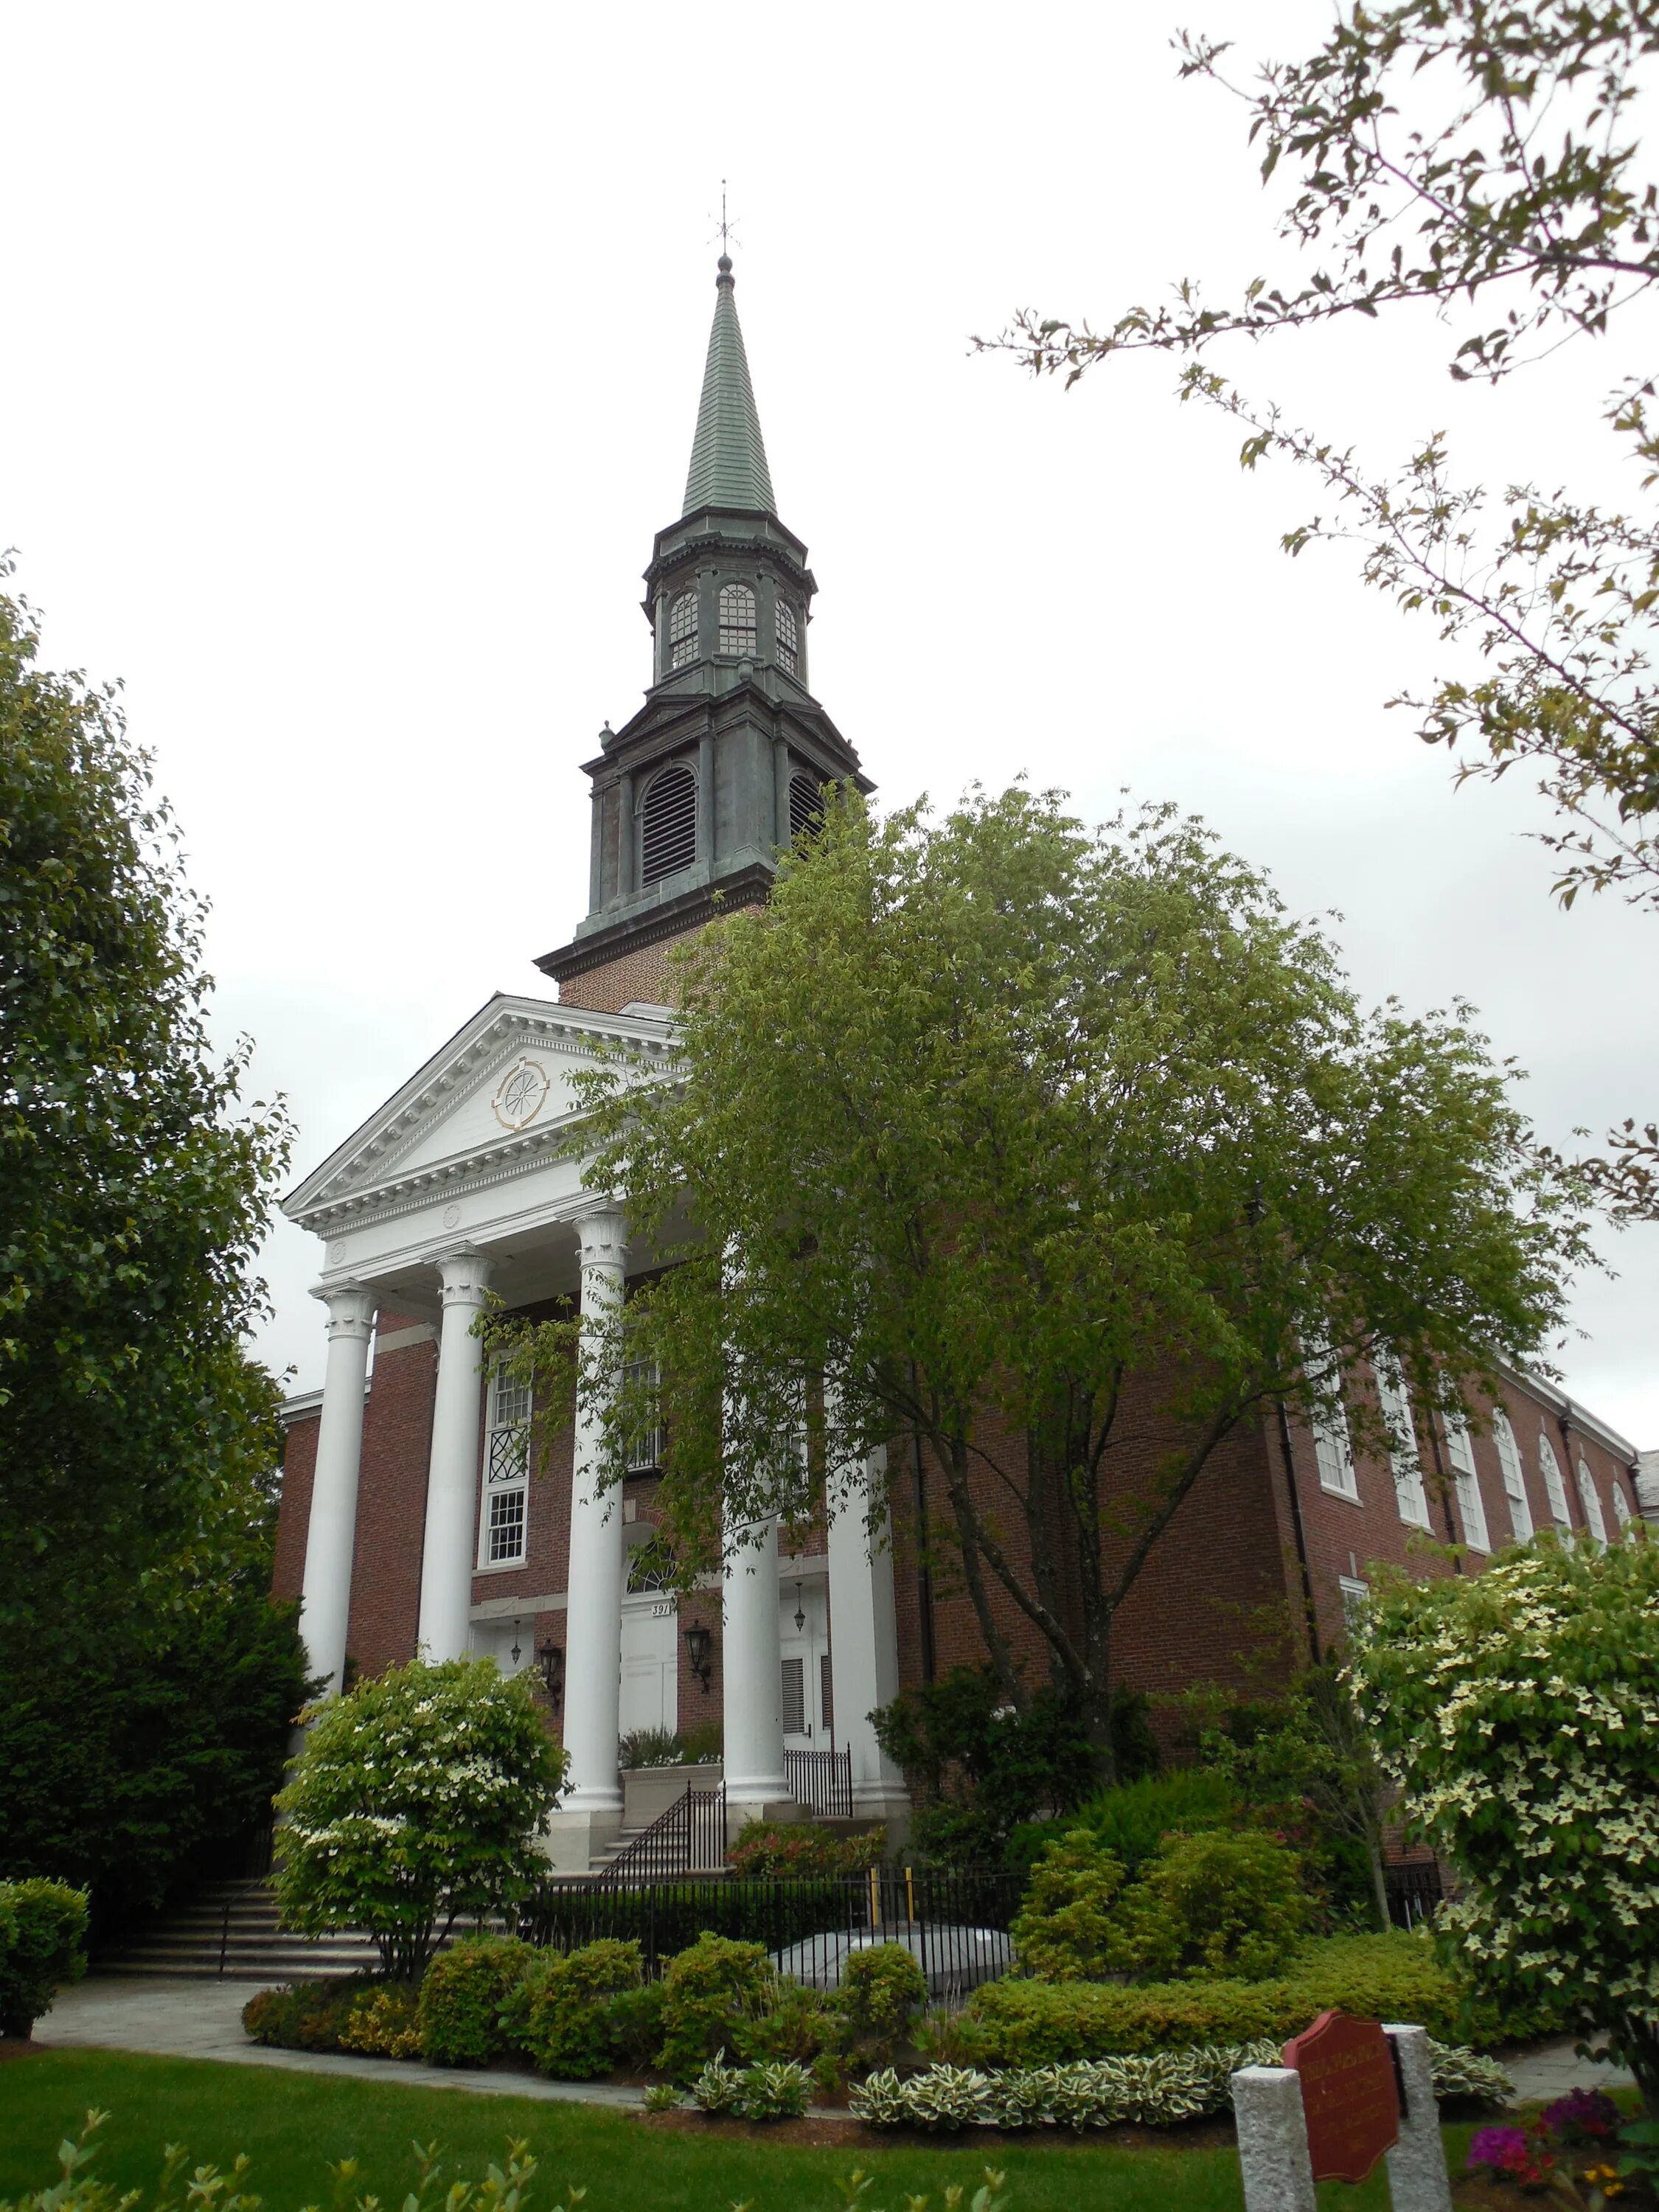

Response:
(273, 256), (1647, 1874)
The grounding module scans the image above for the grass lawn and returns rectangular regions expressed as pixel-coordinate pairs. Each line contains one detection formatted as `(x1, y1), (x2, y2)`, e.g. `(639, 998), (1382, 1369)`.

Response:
(0, 2050), (1476, 2212)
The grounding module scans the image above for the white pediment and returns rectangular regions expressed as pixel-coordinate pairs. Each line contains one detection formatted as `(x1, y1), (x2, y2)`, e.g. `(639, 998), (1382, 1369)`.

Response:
(282, 993), (676, 1233)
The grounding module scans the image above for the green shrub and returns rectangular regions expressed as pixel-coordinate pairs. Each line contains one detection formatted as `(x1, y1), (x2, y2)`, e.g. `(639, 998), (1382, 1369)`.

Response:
(240, 1978), (375, 2053)
(657, 1931), (775, 2081)
(726, 1820), (884, 1877)
(689, 2053), (816, 2119)
(1009, 1832), (1128, 1981)
(948, 1932), (1469, 2065)
(509, 1939), (644, 2079)
(1008, 1770), (1239, 1875)
(838, 1942), (929, 2059)
(617, 1728), (683, 1769)
(417, 1935), (531, 2067)
(0, 1879), (88, 2037)
(338, 1984), (421, 2058)
(1110, 1829), (1307, 1980)
(908, 1805), (1007, 1871)
(605, 1978), (668, 2069)
(737, 1979), (846, 2069)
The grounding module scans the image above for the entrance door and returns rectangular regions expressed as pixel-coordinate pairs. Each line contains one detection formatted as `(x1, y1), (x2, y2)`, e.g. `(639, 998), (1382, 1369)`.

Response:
(619, 1593), (678, 1742)
(778, 1576), (830, 1749)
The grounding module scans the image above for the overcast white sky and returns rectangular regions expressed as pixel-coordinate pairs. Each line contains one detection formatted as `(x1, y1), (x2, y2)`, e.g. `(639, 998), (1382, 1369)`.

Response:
(3, 2), (1654, 1447)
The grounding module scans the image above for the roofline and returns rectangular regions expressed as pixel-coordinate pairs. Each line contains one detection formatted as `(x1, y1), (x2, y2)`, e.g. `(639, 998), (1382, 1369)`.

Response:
(1495, 1356), (1639, 1466)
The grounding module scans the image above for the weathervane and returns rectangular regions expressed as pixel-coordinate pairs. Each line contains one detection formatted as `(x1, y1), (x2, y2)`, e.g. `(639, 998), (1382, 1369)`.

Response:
(710, 179), (741, 257)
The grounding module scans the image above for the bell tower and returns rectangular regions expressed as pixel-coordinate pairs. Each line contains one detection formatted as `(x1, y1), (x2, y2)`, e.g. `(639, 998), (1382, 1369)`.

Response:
(538, 255), (868, 1012)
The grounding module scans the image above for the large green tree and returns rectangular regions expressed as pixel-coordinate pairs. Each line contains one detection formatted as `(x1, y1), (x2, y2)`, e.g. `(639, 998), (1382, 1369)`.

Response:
(0, 568), (291, 1629)
(491, 787), (1587, 1773)
(987, 0), (1659, 1214)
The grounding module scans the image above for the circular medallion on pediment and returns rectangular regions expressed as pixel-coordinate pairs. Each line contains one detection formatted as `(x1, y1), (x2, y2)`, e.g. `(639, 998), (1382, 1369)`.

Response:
(442, 1203), (462, 1230)
(492, 1055), (551, 1132)
(327, 1241), (346, 1265)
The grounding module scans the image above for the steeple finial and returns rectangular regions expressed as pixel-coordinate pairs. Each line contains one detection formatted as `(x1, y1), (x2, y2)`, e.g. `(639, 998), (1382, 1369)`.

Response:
(682, 240), (775, 518)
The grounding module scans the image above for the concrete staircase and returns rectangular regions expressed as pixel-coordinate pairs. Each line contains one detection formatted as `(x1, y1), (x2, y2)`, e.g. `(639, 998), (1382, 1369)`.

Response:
(97, 1880), (381, 1981)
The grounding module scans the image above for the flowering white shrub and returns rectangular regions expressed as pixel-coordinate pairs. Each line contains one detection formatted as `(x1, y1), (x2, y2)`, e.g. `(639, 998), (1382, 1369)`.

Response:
(1346, 1531), (1659, 2107)
(274, 1656), (566, 1980)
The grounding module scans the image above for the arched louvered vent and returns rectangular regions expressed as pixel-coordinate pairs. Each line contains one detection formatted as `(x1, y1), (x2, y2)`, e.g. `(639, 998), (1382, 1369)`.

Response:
(789, 771), (823, 843)
(667, 591), (698, 670)
(776, 598), (799, 675)
(718, 582), (757, 656)
(641, 763), (697, 885)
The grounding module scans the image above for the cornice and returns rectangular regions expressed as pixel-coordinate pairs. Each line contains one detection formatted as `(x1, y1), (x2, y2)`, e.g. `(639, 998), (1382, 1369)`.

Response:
(538, 864), (773, 980)
(282, 998), (678, 1230)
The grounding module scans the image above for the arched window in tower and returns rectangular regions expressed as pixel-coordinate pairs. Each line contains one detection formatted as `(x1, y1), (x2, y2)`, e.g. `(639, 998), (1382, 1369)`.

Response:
(667, 591), (698, 671)
(789, 771), (823, 844)
(640, 762), (698, 885)
(718, 582), (757, 657)
(776, 597), (799, 675)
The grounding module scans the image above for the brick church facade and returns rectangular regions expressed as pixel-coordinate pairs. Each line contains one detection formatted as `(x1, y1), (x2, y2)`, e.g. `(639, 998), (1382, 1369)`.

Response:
(273, 255), (1647, 1868)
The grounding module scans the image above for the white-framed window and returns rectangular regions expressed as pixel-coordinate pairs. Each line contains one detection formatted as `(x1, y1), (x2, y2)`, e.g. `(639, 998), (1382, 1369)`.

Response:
(1612, 1480), (1634, 1532)
(1443, 1410), (1490, 1553)
(640, 762), (698, 885)
(1338, 1575), (1370, 1628)
(667, 589), (698, 670)
(1576, 1457), (1610, 1549)
(1492, 1408), (1532, 1541)
(1304, 1335), (1358, 1500)
(623, 1357), (664, 1473)
(1538, 1430), (1573, 1535)
(718, 581), (757, 655)
(480, 1366), (531, 1568)
(776, 597), (799, 675)
(1377, 1358), (1432, 1530)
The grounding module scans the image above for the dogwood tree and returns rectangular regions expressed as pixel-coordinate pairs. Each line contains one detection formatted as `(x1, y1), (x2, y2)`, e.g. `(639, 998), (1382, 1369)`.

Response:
(274, 1657), (565, 1979)
(1347, 1532), (1659, 2107)
(490, 786), (1585, 1777)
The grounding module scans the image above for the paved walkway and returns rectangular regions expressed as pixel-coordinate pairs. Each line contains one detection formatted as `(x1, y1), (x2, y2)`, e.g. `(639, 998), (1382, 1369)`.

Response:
(33, 1974), (1637, 2115)
(34, 1977), (647, 2109)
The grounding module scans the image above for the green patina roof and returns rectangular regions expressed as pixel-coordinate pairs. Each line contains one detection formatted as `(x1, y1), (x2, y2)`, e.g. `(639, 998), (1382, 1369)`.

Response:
(682, 256), (775, 518)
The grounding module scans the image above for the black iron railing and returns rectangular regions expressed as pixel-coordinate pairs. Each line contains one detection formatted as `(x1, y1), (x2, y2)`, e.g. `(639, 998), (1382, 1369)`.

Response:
(599, 1784), (728, 1884)
(1385, 1860), (1443, 1930)
(519, 1865), (1022, 1986)
(785, 1745), (853, 1818)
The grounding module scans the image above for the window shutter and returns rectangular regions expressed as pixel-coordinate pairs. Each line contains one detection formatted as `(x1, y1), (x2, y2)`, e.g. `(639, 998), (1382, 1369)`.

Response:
(781, 1656), (806, 1736)
(820, 1652), (834, 1739)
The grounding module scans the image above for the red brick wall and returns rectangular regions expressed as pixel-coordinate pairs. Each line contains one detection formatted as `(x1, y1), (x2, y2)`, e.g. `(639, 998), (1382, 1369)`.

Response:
(556, 903), (766, 1015)
(345, 1314), (439, 1678)
(274, 1411), (319, 1604)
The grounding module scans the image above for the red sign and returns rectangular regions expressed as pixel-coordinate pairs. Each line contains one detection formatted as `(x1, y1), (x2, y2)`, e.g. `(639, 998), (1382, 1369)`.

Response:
(1282, 2010), (1400, 2185)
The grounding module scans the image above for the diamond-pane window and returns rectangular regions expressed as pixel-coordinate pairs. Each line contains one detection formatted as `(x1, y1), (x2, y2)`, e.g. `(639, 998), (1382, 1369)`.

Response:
(718, 582), (757, 656)
(776, 598), (799, 675)
(640, 764), (697, 885)
(668, 591), (698, 669)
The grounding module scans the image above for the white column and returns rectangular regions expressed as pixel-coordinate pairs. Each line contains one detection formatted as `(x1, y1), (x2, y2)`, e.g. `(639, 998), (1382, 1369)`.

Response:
(560, 1208), (630, 1818)
(723, 1512), (789, 1819)
(299, 1284), (378, 1695)
(827, 1445), (911, 1821)
(416, 1247), (494, 1661)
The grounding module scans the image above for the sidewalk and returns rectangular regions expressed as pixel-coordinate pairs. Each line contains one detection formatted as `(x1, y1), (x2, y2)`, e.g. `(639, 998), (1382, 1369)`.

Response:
(34, 1977), (647, 2109)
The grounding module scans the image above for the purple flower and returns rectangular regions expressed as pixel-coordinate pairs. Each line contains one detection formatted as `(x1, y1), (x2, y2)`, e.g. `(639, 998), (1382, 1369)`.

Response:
(1468, 2126), (1531, 2174)
(1543, 2089), (1620, 2141)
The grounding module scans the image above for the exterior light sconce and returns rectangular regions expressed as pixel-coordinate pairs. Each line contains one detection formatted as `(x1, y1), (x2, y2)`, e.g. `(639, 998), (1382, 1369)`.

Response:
(793, 1581), (807, 1633)
(509, 1621), (523, 1669)
(684, 1623), (713, 1693)
(535, 1641), (565, 1710)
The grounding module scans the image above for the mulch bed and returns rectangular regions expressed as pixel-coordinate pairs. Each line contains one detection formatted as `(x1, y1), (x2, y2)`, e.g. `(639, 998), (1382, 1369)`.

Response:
(636, 2110), (1237, 2152)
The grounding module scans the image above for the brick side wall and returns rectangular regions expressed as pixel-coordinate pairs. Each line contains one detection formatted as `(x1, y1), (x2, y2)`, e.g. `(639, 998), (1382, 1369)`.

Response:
(274, 1411), (319, 1604)
(555, 902), (767, 1015)
(345, 1315), (439, 1679)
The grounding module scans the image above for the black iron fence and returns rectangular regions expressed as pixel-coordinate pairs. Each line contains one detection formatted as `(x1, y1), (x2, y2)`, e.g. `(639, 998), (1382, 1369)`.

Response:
(784, 1746), (853, 1818)
(1385, 1860), (1443, 1930)
(519, 1865), (1023, 1989)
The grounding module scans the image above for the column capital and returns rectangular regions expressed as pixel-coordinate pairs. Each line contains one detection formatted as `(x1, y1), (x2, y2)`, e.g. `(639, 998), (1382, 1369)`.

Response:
(311, 1282), (378, 1340)
(576, 1206), (629, 1270)
(433, 1246), (494, 1307)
